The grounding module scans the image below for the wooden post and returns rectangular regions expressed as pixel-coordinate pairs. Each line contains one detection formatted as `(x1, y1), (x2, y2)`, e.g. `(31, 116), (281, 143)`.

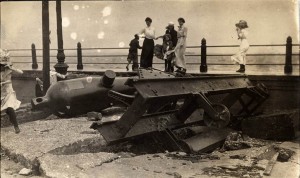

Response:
(284, 36), (292, 74)
(54, 0), (69, 75)
(77, 42), (83, 70)
(200, 38), (207, 72)
(42, 0), (50, 93)
(31, 43), (38, 69)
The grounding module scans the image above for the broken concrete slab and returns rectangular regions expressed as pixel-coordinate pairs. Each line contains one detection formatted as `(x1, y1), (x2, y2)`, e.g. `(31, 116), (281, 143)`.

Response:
(38, 153), (118, 178)
(1, 117), (104, 171)
(268, 141), (300, 177)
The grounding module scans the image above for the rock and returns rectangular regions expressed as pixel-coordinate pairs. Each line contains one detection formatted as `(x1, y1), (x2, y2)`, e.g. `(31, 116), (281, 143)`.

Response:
(153, 154), (160, 158)
(6, 170), (13, 175)
(230, 154), (246, 160)
(177, 152), (187, 156)
(174, 172), (182, 178)
(19, 168), (32, 175)
(255, 159), (269, 170)
(166, 172), (174, 175)
(209, 155), (220, 160)
(242, 174), (250, 178)
(219, 165), (238, 171)
(277, 149), (294, 162)
(154, 170), (162, 173)
(87, 112), (102, 121)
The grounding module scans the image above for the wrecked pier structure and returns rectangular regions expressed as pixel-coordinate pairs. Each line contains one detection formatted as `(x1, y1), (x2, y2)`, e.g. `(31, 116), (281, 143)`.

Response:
(91, 69), (269, 153)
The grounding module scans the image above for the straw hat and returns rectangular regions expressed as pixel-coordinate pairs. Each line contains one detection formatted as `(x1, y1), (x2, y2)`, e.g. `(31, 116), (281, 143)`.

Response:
(235, 20), (248, 28)
(166, 21), (175, 29)
(168, 22), (174, 26)
(0, 49), (11, 65)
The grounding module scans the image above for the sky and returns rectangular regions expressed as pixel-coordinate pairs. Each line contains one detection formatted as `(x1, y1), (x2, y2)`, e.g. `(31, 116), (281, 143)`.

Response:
(0, 0), (299, 55)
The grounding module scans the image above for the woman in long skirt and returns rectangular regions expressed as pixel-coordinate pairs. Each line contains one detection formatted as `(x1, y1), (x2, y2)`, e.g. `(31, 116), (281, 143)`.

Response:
(139, 17), (155, 69)
(174, 17), (188, 74)
(231, 20), (249, 73)
(1, 49), (23, 133)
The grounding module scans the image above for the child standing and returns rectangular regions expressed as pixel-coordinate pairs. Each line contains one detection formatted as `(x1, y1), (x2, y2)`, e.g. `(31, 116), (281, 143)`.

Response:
(162, 34), (175, 72)
(126, 34), (142, 71)
(231, 20), (249, 73)
(1, 49), (23, 133)
(35, 70), (67, 97)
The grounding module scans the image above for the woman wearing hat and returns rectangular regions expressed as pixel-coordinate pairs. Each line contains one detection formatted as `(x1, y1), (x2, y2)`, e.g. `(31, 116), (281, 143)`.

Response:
(139, 17), (156, 68)
(1, 49), (23, 133)
(155, 22), (178, 72)
(174, 17), (188, 74)
(231, 20), (249, 73)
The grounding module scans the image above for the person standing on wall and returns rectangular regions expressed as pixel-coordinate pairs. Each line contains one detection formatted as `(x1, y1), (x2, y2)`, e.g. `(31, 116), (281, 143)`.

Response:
(156, 22), (178, 72)
(139, 17), (155, 69)
(231, 20), (249, 73)
(174, 17), (187, 74)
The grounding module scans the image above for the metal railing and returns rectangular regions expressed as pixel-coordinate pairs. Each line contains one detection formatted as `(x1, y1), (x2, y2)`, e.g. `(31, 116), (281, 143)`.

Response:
(7, 36), (300, 74)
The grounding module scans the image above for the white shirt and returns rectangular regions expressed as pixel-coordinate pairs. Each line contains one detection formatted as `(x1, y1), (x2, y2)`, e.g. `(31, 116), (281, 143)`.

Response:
(140, 26), (155, 39)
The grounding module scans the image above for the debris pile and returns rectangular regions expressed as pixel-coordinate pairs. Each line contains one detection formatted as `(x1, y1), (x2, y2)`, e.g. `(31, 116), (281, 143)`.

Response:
(221, 131), (268, 151)
(203, 164), (264, 178)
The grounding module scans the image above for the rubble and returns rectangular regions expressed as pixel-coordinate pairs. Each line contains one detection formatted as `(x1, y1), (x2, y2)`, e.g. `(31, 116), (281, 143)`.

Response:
(222, 131), (268, 151)
(274, 146), (295, 162)
(202, 164), (264, 178)
(87, 112), (102, 121)
(18, 168), (32, 176)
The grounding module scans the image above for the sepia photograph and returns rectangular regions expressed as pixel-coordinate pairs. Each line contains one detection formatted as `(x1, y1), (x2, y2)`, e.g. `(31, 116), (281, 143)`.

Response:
(1, 0), (299, 177)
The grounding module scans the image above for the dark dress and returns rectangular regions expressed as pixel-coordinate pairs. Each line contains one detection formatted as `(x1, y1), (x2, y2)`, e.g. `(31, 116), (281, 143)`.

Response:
(140, 38), (154, 68)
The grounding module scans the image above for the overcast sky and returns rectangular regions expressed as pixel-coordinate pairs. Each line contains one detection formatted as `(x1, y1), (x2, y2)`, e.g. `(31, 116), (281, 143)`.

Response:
(1, 0), (299, 55)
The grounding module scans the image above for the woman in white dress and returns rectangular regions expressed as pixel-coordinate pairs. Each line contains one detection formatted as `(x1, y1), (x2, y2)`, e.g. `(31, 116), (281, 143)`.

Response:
(1, 49), (23, 133)
(174, 17), (188, 74)
(231, 20), (249, 73)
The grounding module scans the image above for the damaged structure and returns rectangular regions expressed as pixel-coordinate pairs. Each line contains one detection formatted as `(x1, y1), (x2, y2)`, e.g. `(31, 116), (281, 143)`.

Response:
(89, 69), (269, 153)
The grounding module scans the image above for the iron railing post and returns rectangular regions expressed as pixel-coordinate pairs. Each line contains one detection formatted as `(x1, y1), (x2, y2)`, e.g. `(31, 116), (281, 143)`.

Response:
(54, 0), (69, 75)
(77, 42), (83, 70)
(31, 43), (38, 69)
(200, 38), (207, 72)
(284, 36), (292, 74)
(42, 0), (50, 93)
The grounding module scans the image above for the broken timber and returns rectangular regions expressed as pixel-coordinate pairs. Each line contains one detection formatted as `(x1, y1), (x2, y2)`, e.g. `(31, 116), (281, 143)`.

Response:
(91, 69), (269, 153)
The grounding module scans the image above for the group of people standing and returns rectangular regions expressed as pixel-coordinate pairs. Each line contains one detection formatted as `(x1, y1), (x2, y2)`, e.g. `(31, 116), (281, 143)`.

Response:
(127, 17), (188, 74)
(127, 18), (250, 73)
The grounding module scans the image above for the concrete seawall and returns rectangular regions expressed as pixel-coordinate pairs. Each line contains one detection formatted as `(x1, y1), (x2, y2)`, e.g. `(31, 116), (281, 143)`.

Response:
(11, 70), (300, 111)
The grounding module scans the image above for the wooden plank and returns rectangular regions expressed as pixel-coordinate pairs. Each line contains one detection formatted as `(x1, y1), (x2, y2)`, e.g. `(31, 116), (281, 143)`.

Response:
(263, 152), (279, 176)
